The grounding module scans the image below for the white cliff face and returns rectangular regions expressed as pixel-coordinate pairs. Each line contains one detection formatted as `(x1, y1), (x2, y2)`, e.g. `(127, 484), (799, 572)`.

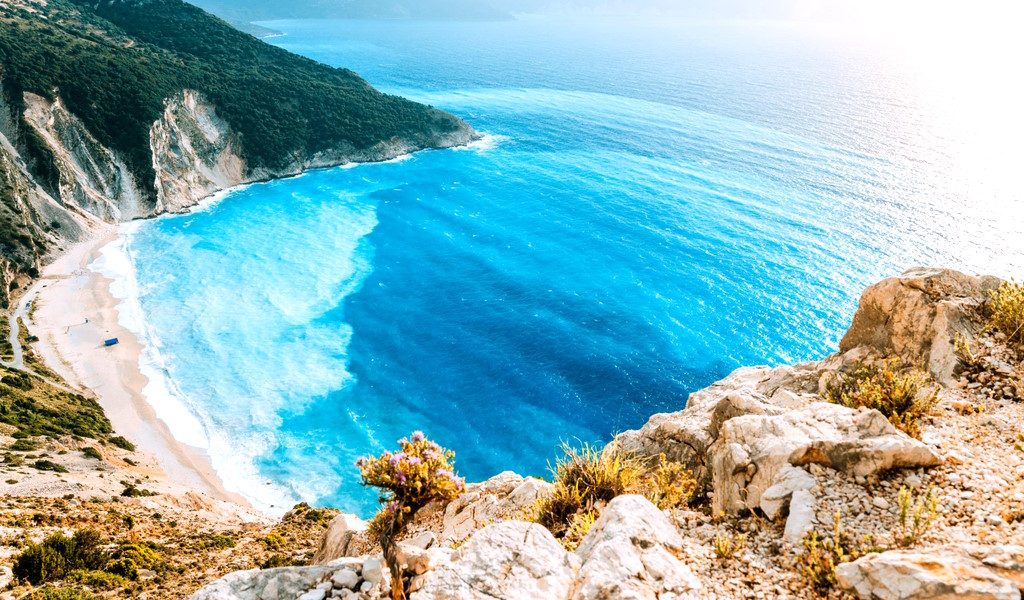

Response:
(150, 90), (246, 214)
(22, 93), (148, 222)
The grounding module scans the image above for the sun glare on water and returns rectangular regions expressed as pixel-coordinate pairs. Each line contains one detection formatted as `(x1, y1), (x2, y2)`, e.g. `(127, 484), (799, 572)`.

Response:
(834, 0), (1024, 274)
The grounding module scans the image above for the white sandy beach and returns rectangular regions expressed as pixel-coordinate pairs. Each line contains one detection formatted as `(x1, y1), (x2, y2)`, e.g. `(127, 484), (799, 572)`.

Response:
(20, 227), (250, 508)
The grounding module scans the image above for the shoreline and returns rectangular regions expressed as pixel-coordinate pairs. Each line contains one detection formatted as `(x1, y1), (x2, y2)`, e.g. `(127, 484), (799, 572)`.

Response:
(23, 227), (252, 509)
(10, 135), (486, 515)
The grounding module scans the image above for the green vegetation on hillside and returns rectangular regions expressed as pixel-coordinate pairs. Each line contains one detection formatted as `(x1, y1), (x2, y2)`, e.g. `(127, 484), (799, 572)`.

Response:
(0, 366), (113, 442)
(0, 0), (467, 199)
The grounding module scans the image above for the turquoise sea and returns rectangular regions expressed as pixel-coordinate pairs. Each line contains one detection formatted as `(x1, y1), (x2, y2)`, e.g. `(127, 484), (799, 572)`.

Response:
(96, 18), (1024, 514)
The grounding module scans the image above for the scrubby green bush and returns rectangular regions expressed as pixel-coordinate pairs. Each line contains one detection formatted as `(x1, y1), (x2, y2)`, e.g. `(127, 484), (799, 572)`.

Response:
(528, 442), (698, 546)
(103, 558), (137, 580)
(17, 585), (99, 600)
(825, 359), (938, 438)
(120, 485), (158, 498)
(111, 542), (162, 572)
(67, 568), (127, 590)
(13, 530), (106, 585)
(32, 460), (68, 473)
(358, 432), (462, 600)
(9, 438), (38, 451)
(989, 280), (1024, 345)
(260, 532), (284, 550)
(205, 534), (236, 549)
(108, 436), (135, 452)
(82, 447), (102, 460)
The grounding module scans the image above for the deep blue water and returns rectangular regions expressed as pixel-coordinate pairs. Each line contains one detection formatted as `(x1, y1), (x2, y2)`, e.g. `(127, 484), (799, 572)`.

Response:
(101, 18), (1024, 514)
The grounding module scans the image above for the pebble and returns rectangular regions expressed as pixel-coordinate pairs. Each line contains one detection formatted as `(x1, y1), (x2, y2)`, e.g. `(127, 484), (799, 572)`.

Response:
(872, 497), (890, 510)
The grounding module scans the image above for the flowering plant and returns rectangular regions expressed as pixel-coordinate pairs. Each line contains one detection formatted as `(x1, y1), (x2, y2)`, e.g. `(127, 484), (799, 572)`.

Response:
(358, 432), (462, 600)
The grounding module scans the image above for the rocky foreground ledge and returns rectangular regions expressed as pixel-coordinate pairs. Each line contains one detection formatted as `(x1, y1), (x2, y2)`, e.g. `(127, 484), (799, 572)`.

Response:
(194, 268), (1024, 600)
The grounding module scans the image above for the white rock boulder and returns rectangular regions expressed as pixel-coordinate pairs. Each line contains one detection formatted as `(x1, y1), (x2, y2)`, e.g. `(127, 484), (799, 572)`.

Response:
(411, 520), (578, 600)
(573, 495), (703, 600)
(836, 545), (1024, 600)
(312, 513), (369, 564)
(440, 471), (551, 542)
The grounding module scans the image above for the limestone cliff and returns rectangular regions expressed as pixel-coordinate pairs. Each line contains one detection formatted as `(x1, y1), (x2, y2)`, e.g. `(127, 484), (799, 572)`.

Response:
(150, 90), (247, 214)
(0, 82), (476, 299)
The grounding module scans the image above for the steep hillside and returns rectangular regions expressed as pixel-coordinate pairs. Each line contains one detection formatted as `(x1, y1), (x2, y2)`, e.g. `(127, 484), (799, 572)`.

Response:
(186, 0), (513, 22)
(0, 0), (476, 301)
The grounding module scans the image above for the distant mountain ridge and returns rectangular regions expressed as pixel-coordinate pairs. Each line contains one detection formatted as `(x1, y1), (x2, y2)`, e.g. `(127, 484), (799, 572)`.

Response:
(0, 0), (475, 307)
(187, 0), (515, 22)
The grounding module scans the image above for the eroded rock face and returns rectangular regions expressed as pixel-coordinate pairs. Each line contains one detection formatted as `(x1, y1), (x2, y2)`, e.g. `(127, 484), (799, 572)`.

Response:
(150, 89), (246, 214)
(840, 267), (1001, 384)
(573, 495), (703, 600)
(440, 471), (551, 542)
(411, 520), (578, 600)
(22, 92), (148, 221)
(836, 545), (1024, 600)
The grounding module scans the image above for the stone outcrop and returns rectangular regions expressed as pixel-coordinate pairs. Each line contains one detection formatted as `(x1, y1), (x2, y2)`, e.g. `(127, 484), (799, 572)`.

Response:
(312, 513), (370, 564)
(573, 495), (703, 599)
(836, 545), (1024, 600)
(411, 521), (578, 600)
(840, 267), (1001, 384)
(191, 556), (389, 600)
(711, 400), (941, 517)
(439, 471), (551, 542)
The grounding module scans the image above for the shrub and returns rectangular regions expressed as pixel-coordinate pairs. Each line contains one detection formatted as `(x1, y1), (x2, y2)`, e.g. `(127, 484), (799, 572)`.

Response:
(261, 554), (299, 569)
(713, 532), (746, 560)
(529, 443), (698, 545)
(988, 280), (1024, 345)
(104, 558), (138, 580)
(894, 486), (939, 548)
(797, 511), (879, 598)
(108, 436), (135, 452)
(33, 460), (69, 473)
(206, 534), (237, 549)
(10, 438), (39, 452)
(825, 359), (939, 438)
(3, 452), (25, 466)
(261, 533), (284, 550)
(1, 371), (33, 391)
(67, 569), (127, 590)
(17, 586), (99, 600)
(120, 485), (158, 498)
(13, 530), (106, 585)
(111, 542), (162, 571)
(358, 432), (463, 600)
(82, 447), (102, 460)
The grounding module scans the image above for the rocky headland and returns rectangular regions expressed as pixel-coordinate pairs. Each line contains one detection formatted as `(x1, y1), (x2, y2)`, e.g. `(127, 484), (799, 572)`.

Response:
(183, 268), (1024, 600)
